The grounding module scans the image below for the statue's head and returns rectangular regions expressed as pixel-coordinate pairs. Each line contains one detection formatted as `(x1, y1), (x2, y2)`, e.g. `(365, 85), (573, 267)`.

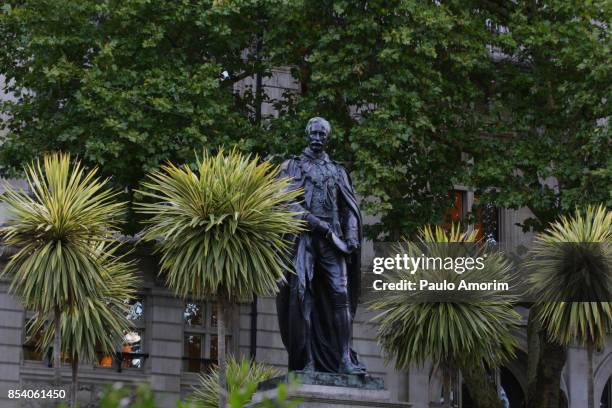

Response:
(305, 117), (331, 153)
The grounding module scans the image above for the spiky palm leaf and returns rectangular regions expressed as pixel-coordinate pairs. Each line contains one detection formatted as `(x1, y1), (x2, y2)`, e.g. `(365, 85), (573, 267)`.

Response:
(190, 356), (281, 408)
(28, 245), (137, 362)
(0, 152), (131, 391)
(0, 153), (126, 311)
(526, 205), (612, 349)
(371, 224), (520, 370)
(136, 149), (303, 302)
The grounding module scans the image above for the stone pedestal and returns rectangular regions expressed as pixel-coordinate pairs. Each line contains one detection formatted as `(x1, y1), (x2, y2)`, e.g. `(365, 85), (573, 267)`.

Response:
(251, 371), (411, 408)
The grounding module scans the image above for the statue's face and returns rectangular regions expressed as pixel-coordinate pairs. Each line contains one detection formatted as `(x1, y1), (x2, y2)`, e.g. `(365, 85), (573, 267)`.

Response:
(307, 122), (329, 153)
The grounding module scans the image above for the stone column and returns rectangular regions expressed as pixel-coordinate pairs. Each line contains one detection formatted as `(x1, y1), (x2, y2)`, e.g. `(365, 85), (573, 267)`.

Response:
(149, 288), (184, 408)
(407, 362), (430, 408)
(0, 280), (25, 408)
(566, 345), (588, 407)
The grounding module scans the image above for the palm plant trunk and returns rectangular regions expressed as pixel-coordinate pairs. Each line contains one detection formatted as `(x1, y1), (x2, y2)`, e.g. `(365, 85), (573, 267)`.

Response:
(529, 333), (566, 408)
(217, 297), (227, 408)
(53, 306), (62, 386)
(461, 363), (502, 408)
(71, 354), (78, 408)
(526, 305), (541, 404)
(587, 342), (594, 408)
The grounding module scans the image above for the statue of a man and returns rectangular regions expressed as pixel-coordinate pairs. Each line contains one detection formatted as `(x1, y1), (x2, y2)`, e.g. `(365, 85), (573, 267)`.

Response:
(276, 117), (365, 374)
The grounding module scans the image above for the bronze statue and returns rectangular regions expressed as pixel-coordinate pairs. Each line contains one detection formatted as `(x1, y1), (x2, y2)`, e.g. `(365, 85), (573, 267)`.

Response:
(276, 117), (365, 374)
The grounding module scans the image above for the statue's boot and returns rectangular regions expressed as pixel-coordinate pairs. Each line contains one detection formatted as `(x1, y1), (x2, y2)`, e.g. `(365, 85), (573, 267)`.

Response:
(303, 322), (315, 372)
(335, 307), (365, 375)
(339, 358), (365, 375)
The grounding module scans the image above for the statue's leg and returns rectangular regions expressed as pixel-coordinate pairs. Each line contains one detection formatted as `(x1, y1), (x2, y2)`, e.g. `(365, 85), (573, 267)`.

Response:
(303, 291), (315, 372)
(316, 239), (362, 374)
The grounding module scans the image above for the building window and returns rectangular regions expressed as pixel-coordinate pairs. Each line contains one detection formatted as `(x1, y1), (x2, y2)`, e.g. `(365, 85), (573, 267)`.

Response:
(183, 301), (229, 373)
(22, 316), (72, 365)
(444, 190), (467, 228)
(22, 318), (45, 362)
(120, 329), (145, 368)
(474, 195), (500, 243)
(184, 334), (204, 372)
(97, 295), (147, 370)
(126, 297), (144, 322)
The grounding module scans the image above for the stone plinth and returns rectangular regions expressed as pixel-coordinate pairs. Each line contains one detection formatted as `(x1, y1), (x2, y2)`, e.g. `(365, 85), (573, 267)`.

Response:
(251, 371), (411, 408)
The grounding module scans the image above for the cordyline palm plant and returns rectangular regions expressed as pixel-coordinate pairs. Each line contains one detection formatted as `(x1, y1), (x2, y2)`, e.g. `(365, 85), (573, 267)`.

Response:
(0, 153), (127, 387)
(191, 355), (281, 408)
(526, 205), (611, 408)
(137, 149), (303, 408)
(371, 225), (520, 408)
(29, 244), (136, 408)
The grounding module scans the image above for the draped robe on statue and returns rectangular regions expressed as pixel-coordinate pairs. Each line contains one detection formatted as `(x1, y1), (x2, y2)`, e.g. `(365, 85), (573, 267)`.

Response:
(276, 149), (365, 373)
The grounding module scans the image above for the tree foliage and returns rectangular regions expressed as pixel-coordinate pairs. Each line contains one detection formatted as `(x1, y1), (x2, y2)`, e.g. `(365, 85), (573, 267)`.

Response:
(467, 0), (611, 231)
(29, 245), (136, 363)
(137, 150), (302, 408)
(0, 152), (134, 389)
(264, 0), (498, 238)
(0, 0), (267, 230)
(2, 1), (609, 238)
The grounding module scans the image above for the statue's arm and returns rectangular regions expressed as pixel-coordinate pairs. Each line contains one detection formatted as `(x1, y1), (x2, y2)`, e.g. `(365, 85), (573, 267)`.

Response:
(339, 167), (360, 250)
(341, 202), (360, 249)
(278, 159), (307, 219)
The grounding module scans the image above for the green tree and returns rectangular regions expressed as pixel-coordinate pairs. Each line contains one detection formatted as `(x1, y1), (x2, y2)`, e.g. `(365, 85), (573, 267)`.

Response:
(371, 225), (520, 408)
(263, 0), (499, 239)
(0, 153), (128, 386)
(467, 0), (611, 231)
(526, 206), (612, 408)
(0, 0), (268, 231)
(1, 0), (508, 239)
(465, 3), (611, 407)
(137, 150), (303, 408)
(29, 248), (136, 407)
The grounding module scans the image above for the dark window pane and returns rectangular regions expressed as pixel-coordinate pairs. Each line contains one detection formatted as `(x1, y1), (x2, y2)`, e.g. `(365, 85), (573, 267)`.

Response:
(122, 330), (144, 368)
(125, 297), (144, 321)
(210, 335), (231, 361)
(210, 303), (218, 327)
(184, 335), (202, 372)
(23, 322), (43, 361)
(98, 354), (113, 368)
(23, 347), (43, 361)
(184, 302), (203, 326)
(210, 335), (217, 361)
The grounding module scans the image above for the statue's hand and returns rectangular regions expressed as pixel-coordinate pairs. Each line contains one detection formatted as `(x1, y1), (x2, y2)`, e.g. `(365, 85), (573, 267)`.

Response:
(346, 238), (359, 253)
(305, 214), (331, 235)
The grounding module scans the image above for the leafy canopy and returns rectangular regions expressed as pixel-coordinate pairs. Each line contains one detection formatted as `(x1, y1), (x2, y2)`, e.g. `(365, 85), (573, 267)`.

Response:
(137, 149), (303, 302)
(1, 0), (609, 239)
(264, 0), (498, 238)
(466, 0), (611, 230)
(0, 153), (127, 311)
(0, 0), (268, 232)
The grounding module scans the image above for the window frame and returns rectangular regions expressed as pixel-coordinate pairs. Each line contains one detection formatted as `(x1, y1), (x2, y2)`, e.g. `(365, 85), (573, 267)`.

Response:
(182, 300), (232, 373)
(96, 293), (149, 371)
